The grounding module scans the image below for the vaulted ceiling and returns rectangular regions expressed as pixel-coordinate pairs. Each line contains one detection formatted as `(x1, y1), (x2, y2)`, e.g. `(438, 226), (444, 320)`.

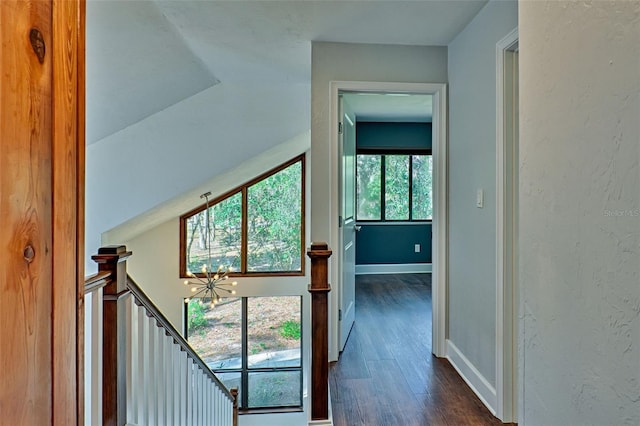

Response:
(87, 0), (487, 145)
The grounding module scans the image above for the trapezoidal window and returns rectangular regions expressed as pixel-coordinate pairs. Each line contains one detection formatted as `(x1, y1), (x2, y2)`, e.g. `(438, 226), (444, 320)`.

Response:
(180, 155), (305, 277)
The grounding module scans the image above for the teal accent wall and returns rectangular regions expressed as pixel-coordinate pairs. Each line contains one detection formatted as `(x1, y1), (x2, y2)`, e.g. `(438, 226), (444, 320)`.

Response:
(355, 224), (432, 264)
(356, 122), (432, 150)
(355, 122), (432, 265)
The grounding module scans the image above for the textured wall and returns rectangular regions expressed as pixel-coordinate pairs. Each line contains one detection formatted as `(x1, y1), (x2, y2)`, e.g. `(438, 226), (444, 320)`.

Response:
(519, 2), (640, 424)
(447, 0), (517, 388)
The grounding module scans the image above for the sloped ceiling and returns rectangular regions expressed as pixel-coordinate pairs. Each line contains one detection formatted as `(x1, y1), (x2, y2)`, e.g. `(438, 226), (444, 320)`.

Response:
(86, 1), (219, 144)
(85, 0), (488, 269)
(87, 0), (487, 145)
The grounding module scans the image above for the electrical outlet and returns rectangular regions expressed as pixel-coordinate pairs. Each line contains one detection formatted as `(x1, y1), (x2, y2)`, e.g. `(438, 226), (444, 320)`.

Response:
(415, 244), (421, 253)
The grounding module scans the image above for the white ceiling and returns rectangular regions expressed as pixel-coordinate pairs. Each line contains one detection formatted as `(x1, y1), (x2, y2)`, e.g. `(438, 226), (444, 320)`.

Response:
(86, 0), (487, 144)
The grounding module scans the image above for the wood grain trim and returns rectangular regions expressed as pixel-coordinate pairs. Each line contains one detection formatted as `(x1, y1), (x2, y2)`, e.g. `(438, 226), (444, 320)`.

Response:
(52, 0), (83, 423)
(0, 2), (53, 424)
(76, 0), (86, 421)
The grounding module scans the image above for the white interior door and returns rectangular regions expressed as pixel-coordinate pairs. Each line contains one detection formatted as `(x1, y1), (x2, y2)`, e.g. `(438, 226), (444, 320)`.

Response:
(339, 95), (356, 351)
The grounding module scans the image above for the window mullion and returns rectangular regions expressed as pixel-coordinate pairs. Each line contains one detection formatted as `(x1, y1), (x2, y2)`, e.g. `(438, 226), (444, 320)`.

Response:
(408, 155), (414, 221)
(381, 155), (386, 221)
(241, 297), (248, 409)
(241, 187), (248, 274)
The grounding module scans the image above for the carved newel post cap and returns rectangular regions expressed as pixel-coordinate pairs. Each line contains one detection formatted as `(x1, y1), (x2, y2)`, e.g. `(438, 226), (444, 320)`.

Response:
(98, 245), (128, 255)
(307, 242), (332, 258)
(92, 245), (132, 265)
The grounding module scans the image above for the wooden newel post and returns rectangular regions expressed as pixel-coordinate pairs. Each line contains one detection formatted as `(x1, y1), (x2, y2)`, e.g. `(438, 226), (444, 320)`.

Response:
(307, 242), (333, 421)
(92, 245), (132, 426)
(231, 388), (239, 426)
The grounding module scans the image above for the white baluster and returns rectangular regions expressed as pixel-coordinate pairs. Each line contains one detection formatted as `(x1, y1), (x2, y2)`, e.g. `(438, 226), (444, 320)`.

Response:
(206, 374), (211, 425)
(212, 379), (216, 425)
(224, 387), (229, 424)
(201, 368), (207, 426)
(156, 325), (165, 425)
(165, 336), (174, 424)
(225, 389), (230, 425)
(196, 367), (203, 426)
(137, 306), (148, 425)
(91, 288), (103, 426)
(126, 296), (138, 424)
(148, 315), (158, 425)
(83, 292), (93, 426)
(216, 390), (221, 426)
(186, 357), (194, 425)
(203, 373), (208, 425)
(179, 350), (187, 426)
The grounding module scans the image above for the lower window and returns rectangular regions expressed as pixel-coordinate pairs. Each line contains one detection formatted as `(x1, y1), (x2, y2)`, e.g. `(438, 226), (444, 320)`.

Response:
(185, 296), (303, 410)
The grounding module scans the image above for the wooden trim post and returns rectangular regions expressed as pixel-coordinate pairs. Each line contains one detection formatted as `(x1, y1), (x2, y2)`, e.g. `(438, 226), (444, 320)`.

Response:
(92, 246), (132, 426)
(307, 242), (332, 421)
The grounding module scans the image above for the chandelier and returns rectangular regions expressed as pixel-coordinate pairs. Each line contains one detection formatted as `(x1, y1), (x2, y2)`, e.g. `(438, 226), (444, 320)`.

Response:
(184, 191), (237, 308)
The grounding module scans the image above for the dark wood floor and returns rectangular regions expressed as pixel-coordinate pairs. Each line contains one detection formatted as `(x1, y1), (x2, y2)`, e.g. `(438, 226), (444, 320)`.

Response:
(329, 274), (509, 426)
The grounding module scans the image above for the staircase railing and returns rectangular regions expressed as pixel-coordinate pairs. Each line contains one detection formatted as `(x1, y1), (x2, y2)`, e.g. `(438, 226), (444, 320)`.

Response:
(84, 245), (237, 426)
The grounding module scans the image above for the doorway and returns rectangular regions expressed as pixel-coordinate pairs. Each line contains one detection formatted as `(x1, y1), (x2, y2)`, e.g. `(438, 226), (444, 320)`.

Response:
(330, 81), (448, 359)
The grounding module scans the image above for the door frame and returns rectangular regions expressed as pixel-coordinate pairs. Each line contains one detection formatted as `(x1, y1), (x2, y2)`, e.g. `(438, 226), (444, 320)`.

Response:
(329, 81), (448, 359)
(496, 27), (519, 423)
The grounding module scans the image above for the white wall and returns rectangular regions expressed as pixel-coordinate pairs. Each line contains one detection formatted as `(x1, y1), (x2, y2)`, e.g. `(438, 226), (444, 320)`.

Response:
(519, 2), (640, 425)
(446, 0), (517, 401)
(310, 42), (448, 361)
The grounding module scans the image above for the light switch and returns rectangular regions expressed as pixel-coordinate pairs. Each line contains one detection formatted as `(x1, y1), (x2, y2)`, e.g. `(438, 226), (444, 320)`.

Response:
(476, 189), (484, 208)
(415, 244), (421, 253)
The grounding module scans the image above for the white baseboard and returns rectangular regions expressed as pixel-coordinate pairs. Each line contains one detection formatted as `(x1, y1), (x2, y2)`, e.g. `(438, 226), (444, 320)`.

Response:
(446, 340), (497, 415)
(355, 263), (432, 275)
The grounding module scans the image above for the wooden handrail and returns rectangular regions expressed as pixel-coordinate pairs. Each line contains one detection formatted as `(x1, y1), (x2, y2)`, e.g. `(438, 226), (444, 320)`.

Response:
(84, 270), (112, 294)
(126, 275), (234, 400)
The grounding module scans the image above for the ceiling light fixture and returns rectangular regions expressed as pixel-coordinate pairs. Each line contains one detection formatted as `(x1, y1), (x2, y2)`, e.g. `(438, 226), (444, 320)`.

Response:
(183, 191), (237, 308)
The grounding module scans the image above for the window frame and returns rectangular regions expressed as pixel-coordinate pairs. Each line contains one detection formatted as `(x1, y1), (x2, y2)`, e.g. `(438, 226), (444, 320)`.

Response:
(184, 296), (304, 412)
(179, 155), (306, 278)
(356, 148), (433, 223)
